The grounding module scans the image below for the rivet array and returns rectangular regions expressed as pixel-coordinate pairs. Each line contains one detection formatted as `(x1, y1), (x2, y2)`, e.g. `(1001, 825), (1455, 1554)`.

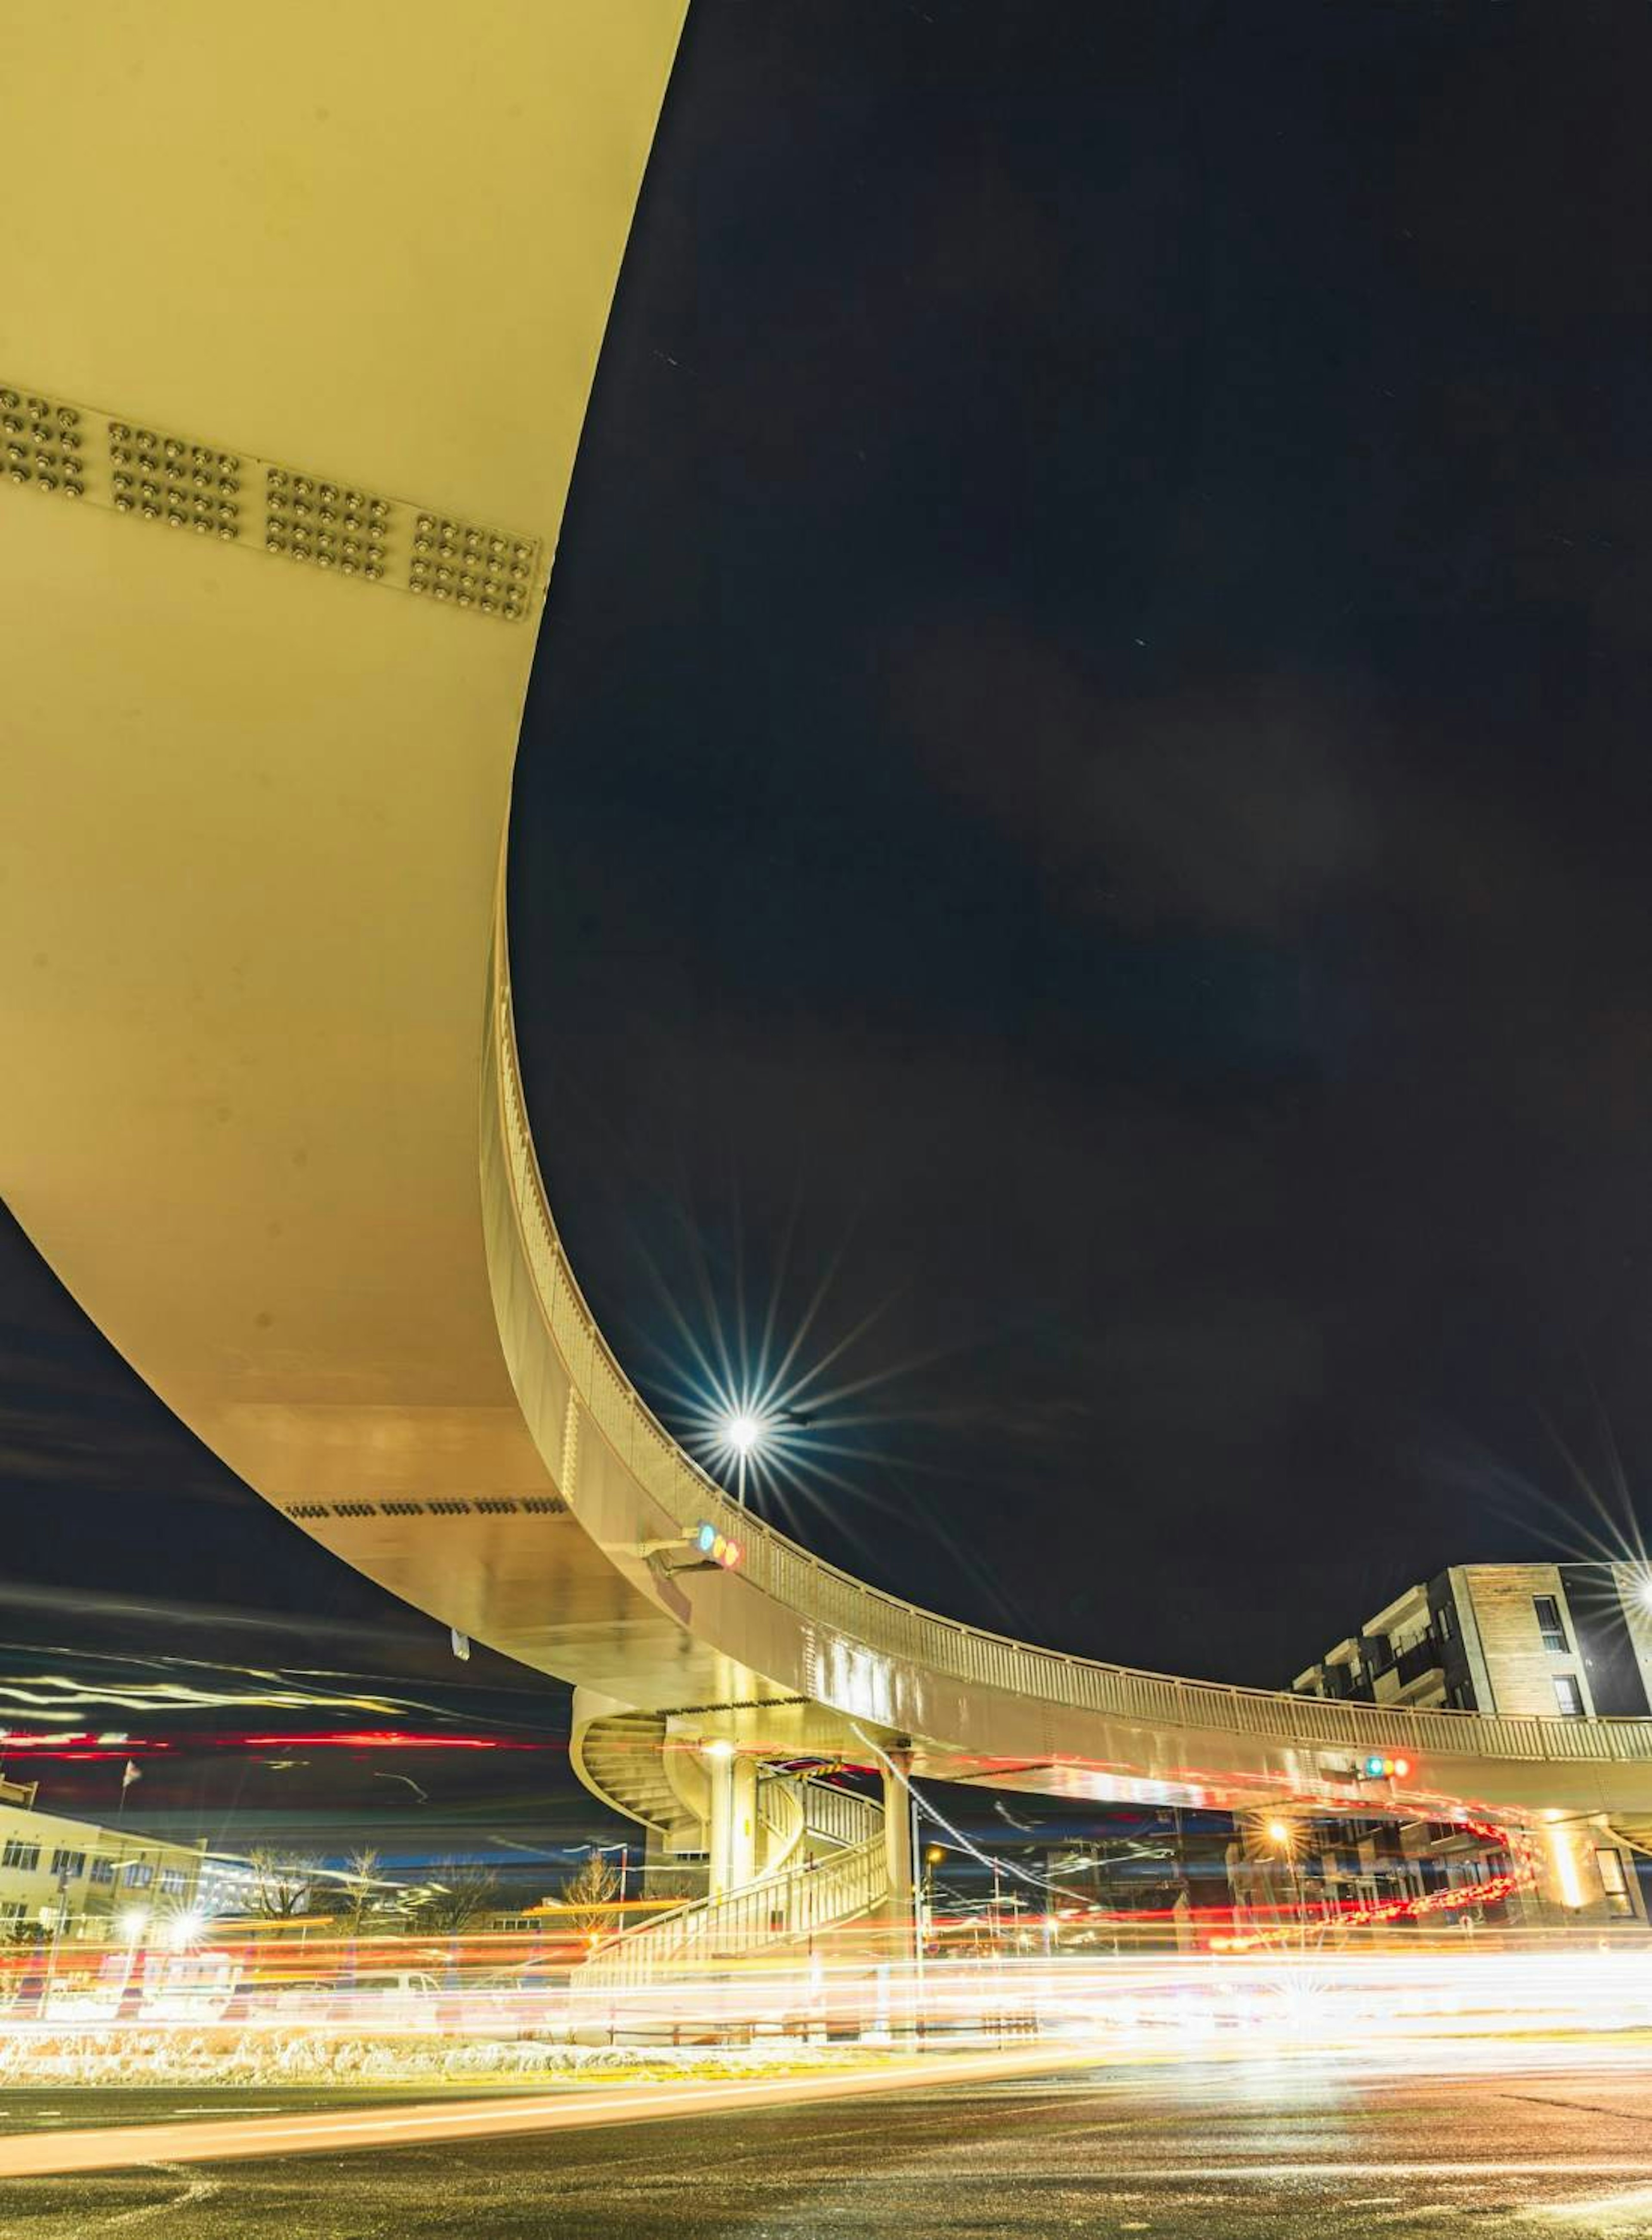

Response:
(408, 513), (533, 619)
(263, 467), (391, 578)
(107, 418), (242, 539)
(1, 374), (543, 622)
(1, 384), (87, 499)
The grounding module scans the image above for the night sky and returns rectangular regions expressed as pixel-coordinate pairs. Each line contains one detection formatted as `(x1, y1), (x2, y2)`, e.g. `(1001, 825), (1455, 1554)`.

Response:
(5, 3), (1652, 1845)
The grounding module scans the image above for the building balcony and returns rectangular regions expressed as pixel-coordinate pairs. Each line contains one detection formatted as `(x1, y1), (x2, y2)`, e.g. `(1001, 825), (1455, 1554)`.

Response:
(1393, 1639), (1445, 1689)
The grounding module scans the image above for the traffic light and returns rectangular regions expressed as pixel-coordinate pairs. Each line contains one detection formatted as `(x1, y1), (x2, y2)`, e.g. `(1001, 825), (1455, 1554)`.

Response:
(1359, 1753), (1412, 1781)
(694, 1521), (743, 1570)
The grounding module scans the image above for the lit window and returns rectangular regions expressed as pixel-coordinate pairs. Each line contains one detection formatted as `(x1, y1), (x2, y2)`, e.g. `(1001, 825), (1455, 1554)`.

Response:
(124, 1861), (153, 1888)
(89, 1858), (115, 1886)
(1553, 1673), (1585, 1717)
(1534, 1596), (1569, 1654)
(159, 1868), (187, 1898)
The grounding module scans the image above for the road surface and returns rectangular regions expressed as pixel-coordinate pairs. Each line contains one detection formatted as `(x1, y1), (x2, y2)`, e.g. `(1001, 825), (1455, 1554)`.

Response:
(8, 2056), (1652, 2235)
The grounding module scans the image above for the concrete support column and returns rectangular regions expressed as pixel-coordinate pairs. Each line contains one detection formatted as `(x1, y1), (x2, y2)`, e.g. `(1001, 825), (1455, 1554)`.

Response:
(731, 1752), (758, 1891)
(705, 1742), (757, 1898)
(1529, 1811), (1624, 1922)
(1529, 1812), (1646, 1924)
(882, 1744), (916, 1957)
(705, 1742), (736, 1898)
(1536, 1813), (1592, 1919)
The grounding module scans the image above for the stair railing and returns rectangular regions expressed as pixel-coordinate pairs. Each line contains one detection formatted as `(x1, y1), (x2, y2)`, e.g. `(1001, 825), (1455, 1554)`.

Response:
(581, 1832), (889, 1991)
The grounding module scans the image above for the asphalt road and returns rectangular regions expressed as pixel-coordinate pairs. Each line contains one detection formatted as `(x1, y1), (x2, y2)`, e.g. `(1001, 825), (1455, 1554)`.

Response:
(7, 2060), (1652, 2237)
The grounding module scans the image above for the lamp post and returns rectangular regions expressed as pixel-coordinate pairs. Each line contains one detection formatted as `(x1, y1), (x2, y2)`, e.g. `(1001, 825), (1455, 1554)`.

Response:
(116, 1906), (149, 2019)
(723, 1411), (762, 1508)
(922, 1846), (946, 1939)
(41, 1860), (73, 2018)
(1266, 1817), (1305, 1950)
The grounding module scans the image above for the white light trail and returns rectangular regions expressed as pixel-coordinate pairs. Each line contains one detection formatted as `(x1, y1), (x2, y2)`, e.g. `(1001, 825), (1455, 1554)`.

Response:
(0, 1671), (406, 1719)
(7, 1945), (1652, 2177)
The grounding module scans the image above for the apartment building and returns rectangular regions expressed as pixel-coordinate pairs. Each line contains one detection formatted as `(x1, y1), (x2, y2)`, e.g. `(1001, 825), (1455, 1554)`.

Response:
(1291, 1562), (1601, 1719)
(1282, 1563), (1645, 1927)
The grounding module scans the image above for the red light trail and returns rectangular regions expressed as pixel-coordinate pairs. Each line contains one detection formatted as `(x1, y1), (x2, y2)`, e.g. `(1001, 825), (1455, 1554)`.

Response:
(0, 1729), (556, 1757)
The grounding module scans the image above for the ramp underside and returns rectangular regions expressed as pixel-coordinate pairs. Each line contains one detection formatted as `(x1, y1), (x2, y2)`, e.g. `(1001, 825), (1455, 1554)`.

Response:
(8, 4), (1652, 1833)
(0, 1), (691, 1682)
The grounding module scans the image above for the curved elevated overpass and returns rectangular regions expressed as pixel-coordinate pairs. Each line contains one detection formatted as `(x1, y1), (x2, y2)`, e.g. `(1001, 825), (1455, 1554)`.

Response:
(6, 3), (1652, 1956)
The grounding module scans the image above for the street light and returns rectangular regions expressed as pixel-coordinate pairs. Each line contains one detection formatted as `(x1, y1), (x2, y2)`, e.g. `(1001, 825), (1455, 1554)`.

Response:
(1263, 1818), (1309, 1950)
(722, 1410), (764, 1508)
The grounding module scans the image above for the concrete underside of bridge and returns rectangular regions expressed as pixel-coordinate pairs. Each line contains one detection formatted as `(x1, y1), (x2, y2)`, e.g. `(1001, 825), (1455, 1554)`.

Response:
(6, 1), (1652, 1924)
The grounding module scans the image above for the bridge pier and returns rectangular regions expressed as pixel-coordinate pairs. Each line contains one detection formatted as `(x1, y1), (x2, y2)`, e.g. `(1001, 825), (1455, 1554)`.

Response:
(882, 1743), (917, 1960)
(1528, 1811), (1647, 1923)
(706, 1743), (757, 1898)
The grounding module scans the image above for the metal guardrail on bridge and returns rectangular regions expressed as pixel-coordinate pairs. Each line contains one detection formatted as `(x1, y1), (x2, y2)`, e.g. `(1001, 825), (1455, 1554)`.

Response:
(493, 950), (1652, 1774)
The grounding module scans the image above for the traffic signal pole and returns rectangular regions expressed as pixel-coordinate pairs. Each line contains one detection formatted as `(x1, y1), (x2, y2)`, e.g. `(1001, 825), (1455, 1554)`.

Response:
(882, 1743), (918, 1987)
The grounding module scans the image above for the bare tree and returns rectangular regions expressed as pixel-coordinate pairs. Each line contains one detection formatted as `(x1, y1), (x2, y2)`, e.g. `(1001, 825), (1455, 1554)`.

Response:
(339, 1846), (388, 1935)
(416, 1863), (499, 1937)
(247, 1847), (319, 1919)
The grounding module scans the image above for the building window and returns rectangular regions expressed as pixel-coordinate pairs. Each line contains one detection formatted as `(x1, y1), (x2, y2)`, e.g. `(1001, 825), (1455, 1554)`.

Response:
(49, 1849), (86, 1881)
(124, 1861), (153, 1888)
(0, 1902), (25, 1931)
(1534, 1596), (1569, 1654)
(1437, 1602), (1454, 1640)
(159, 1868), (187, 1898)
(89, 1858), (115, 1886)
(1553, 1673), (1586, 1717)
(0, 1841), (41, 1872)
(1597, 1848), (1634, 1917)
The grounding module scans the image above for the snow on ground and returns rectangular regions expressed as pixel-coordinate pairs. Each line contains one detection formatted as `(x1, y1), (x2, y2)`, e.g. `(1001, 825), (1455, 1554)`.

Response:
(0, 2028), (879, 2088)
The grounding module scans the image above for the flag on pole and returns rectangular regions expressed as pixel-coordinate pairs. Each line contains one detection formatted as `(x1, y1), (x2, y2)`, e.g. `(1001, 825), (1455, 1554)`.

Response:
(121, 1760), (140, 1789)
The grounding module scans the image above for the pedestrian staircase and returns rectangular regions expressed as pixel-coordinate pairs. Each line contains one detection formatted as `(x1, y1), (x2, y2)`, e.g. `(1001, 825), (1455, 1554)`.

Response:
(571, 1691), (889, 1990)
(579, 1812), (888, 1990)
(571, 1700), (706, 1857)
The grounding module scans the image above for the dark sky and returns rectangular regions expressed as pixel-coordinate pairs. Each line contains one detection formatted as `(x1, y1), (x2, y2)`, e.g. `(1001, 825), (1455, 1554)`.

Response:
(6, 2), (1652, 1837)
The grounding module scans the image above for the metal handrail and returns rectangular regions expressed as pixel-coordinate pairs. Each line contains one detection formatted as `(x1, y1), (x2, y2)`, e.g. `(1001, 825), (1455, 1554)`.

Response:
(494, 944), (1652, 1772)
(757, 1772), (805, 1874)
(798, 1780), (881, 1850)
(582, 1833), (889, 1990)
(756, 1776), (799, 1841)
